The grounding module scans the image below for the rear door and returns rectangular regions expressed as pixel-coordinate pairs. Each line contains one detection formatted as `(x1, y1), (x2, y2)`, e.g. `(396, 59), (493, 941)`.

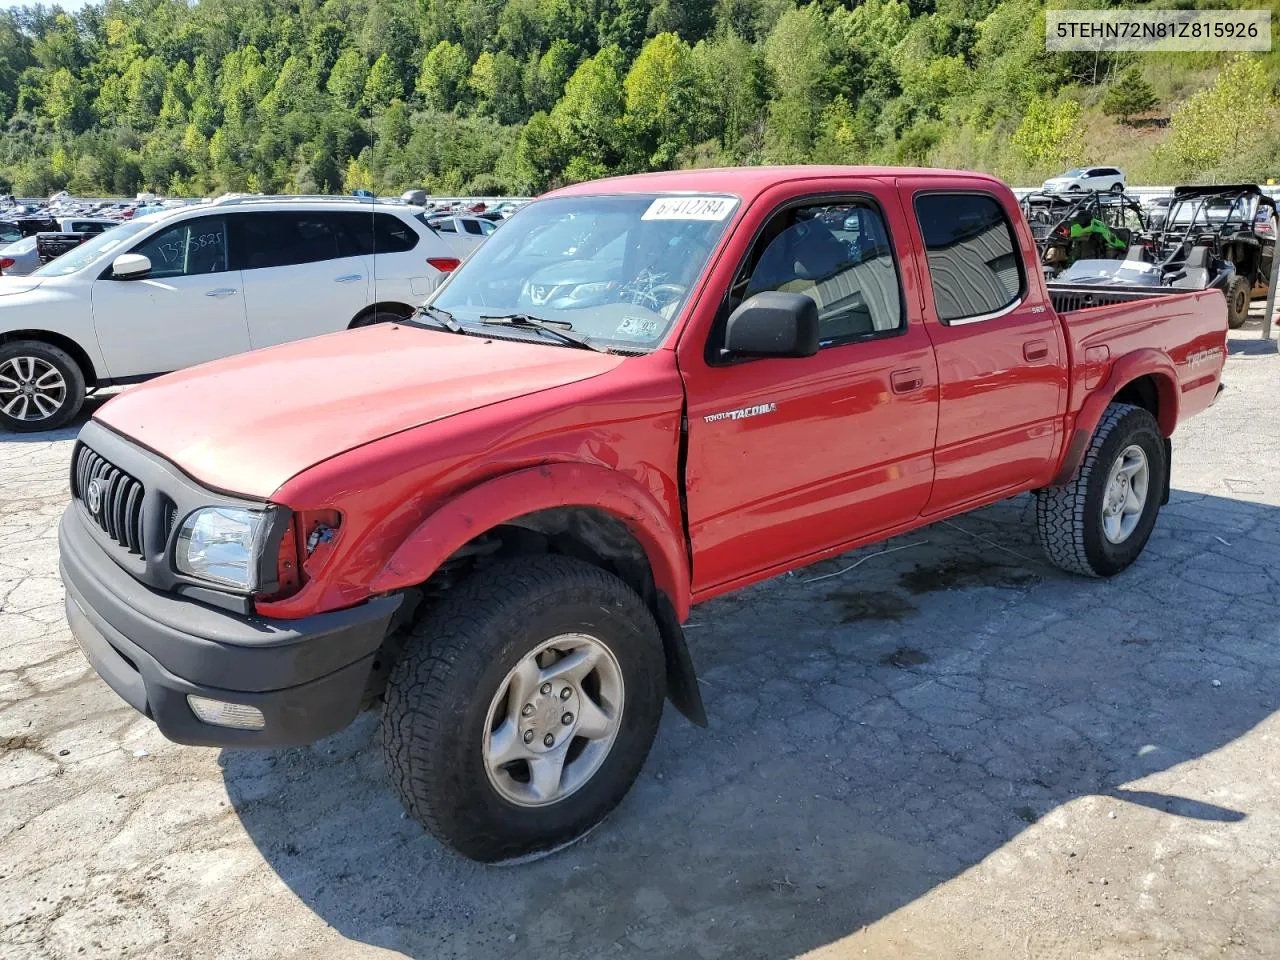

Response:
(233, 211), (372, 348)
(904, 182), (1068, 514)
(90, 214), (250, 377)
(679, 180), (940, 593)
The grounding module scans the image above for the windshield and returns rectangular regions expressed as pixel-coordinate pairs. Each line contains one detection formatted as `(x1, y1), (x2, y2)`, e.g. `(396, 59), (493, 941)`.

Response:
(1061, 168), (1086, 177)
(33, 218), (153, 277)
(1, 236), (36, 254)
(1057, 259), (1165, 287)
(1167, 195), (1255, 227)
(429, 193), (739, 351)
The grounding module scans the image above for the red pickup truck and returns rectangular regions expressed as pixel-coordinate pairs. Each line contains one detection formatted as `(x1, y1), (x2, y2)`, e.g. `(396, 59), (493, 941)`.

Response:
(59, 167), (1226, 862)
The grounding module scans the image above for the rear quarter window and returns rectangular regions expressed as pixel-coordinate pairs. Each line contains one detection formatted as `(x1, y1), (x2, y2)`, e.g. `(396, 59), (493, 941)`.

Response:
(913, 193), (1024, 324)
(334, 212), (421, 255)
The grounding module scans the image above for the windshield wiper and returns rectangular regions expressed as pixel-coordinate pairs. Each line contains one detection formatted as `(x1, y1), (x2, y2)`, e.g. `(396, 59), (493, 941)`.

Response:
(477, 314), (609, 353)
(411, 304), (464, 333)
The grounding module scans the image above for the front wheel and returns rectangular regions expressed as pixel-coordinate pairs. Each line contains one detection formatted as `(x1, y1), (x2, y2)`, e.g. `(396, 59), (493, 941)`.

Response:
(350, 307), (413, 329)
(0, 340), (86, 432)
(1111, 182), (1125, 193)
(380, 556), (666, 862)
(1035, 403), (1166, 577)
(1225, 274), (1250, 329)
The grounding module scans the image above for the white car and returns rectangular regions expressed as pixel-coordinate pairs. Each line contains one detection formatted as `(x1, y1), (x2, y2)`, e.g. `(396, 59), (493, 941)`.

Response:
(0, 236), (41, 276)
(424, 214), (498, 238)
(0, 196), (480, 431)
(1041, 166), (1126, 194)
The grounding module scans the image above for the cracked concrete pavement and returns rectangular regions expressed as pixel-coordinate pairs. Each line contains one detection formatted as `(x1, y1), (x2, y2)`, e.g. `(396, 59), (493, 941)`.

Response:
(3, 325), (1280, 959)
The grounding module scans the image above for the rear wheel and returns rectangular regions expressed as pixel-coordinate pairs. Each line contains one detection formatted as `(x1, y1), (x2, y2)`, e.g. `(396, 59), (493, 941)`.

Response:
(1035, 403), (1166, 577)
(1225, 275), (1250, 329)
(0, 340), (85, 432)
(380, 556), (666, 862)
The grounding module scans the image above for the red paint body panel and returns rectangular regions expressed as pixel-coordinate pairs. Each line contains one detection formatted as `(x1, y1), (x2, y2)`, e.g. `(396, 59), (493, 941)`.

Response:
(86, 167), (1228, 621)
(94, 324), (624, 497)
(257, 352), (686, 618)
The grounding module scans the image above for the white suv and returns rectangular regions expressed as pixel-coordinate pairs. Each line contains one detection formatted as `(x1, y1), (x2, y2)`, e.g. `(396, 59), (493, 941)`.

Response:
(1041, 166), (1126, 194)
(0, 197), (480, 431)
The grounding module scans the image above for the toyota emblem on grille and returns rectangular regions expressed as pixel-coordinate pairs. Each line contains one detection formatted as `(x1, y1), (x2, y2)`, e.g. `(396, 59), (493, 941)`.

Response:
(86, 478), (103, 515)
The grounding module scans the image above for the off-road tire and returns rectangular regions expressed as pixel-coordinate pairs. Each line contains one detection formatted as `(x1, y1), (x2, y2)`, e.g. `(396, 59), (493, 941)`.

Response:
(0, 339), (85, 432)
(1035, 403), (1166, 578)
(380, 555), (666, 862)
(1225, 275), (1250, 329)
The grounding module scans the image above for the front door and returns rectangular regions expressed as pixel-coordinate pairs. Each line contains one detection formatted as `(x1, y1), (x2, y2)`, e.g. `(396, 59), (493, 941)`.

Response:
(90, 214), (250, 378)
(680, 186), (940, 594)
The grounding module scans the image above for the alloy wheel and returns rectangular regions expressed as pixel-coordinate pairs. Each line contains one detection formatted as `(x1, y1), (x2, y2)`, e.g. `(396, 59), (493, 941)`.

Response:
(0, 356), (67, 422)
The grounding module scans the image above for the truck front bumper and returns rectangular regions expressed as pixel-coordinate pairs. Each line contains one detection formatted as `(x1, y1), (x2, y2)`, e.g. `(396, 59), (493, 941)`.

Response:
(58, 506), (401, 748)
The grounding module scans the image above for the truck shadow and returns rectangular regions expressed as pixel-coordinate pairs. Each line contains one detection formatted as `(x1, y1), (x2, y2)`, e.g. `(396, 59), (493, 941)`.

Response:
(220, 489), (1280, 958)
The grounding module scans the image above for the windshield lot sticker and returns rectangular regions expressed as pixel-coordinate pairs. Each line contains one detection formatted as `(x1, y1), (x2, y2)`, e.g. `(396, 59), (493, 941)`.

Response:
(704, 402), (777, 424)
(616, 316), (662, 339)
(642, 196), (738, 221)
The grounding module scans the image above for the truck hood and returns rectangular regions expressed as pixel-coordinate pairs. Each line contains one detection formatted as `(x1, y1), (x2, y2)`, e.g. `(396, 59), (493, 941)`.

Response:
(94, 324), (625, 498)
(0, 276), (43, 296)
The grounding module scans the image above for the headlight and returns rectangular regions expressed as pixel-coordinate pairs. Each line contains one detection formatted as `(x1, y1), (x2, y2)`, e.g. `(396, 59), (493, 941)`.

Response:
(174, 507), (269, 590)
(564, 281), (613, 301)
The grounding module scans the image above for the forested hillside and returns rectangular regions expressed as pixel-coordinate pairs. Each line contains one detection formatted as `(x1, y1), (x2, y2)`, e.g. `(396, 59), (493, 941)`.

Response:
(0, 0), (1276, 197)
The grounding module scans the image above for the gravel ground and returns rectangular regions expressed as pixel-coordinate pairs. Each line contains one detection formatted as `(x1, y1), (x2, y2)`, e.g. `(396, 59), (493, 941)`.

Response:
(2, 318), (1279, 960)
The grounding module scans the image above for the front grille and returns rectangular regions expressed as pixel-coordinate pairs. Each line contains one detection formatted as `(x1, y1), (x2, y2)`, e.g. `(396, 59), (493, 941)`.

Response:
(73, 444), (145, 555)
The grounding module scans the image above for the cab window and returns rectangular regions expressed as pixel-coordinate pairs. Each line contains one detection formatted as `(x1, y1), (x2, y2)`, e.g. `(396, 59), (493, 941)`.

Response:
(914, 193), (1023, 323)
(717, 199), (904, 352)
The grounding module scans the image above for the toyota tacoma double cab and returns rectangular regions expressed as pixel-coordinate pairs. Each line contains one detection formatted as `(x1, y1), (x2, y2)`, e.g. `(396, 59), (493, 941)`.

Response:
(59, 167), (1227, 862)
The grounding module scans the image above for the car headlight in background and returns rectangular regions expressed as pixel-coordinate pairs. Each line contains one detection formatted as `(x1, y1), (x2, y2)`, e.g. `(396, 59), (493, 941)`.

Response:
(174, 507), (268, 590)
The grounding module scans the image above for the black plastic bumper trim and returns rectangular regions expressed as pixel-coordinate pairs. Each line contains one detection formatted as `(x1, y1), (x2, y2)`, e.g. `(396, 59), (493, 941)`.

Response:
(59, 505), (402, 748)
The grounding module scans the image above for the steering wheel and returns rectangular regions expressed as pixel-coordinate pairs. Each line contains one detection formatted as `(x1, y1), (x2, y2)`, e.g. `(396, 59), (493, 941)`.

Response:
(619, 270), (687, 311)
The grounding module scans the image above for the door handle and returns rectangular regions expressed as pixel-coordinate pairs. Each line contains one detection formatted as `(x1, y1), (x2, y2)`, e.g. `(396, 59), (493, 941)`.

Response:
(1023, 339), (1049, 362)
(205, 288), (238, 298)
(890, 368), (924, 394)
(334, 274), (363, 283)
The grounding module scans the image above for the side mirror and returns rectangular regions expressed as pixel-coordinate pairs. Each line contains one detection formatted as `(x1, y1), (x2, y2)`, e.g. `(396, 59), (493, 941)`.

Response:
(111, 253), (151, 280)
(723, 291), (819, 359)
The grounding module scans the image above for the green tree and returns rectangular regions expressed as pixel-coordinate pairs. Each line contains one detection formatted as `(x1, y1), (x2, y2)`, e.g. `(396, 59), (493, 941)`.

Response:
(1163, 57), (1272, 173)
(418, 40), (471, 111)
(597, 0), (649, 57)
(624, 33), (697, 168)
(44, 66), (88, 133)
(1012, 96), (1085, 173)
(1101, 67), (1157, 125)
(551, 45), (628, 177)
(648, 0), (716, 44)
(307, 21), (346, 86)
(515, 110), (568, 189)
(365, 52), (405, 108)
(326, 49), (368, 109)
(762, 5), (836, 162)
(470, 50), (524, 124)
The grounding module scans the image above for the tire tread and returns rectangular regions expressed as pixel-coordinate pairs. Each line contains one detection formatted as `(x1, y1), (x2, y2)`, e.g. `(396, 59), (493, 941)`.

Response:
(1035, 402), (1144, 577)
(380, 555), (664, 861)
